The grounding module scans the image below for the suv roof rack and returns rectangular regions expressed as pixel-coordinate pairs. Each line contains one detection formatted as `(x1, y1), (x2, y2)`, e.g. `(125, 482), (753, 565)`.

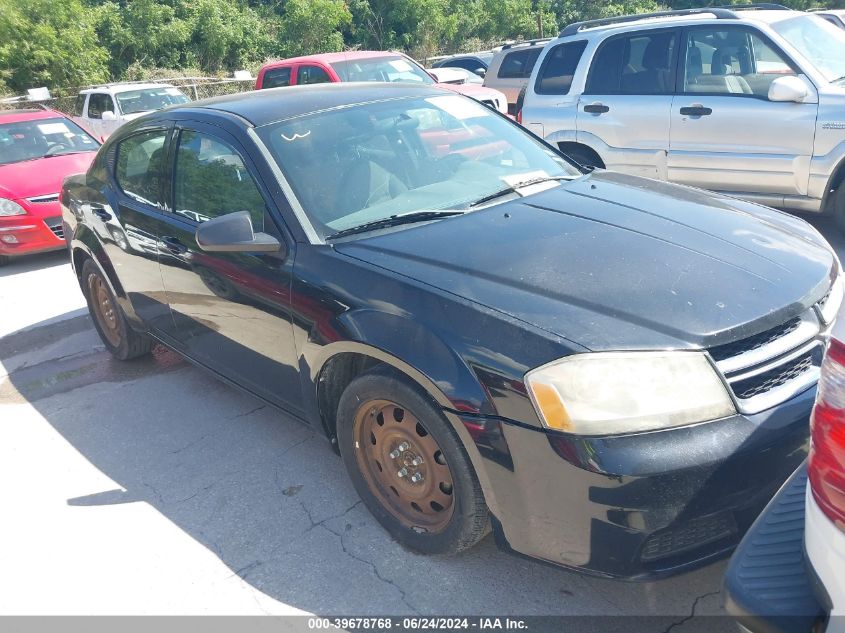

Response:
(559, 4), (791, 37)
(501, 38), (552, 50)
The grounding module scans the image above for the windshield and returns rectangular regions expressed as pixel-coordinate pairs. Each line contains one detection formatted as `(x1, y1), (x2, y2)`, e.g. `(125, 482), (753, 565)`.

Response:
(257, 94), (579, 239)
(0, 117), (98, 165)
(330, 55), (435, 85)
(116, 87), (190, 115)
(771, 15), (845, 83)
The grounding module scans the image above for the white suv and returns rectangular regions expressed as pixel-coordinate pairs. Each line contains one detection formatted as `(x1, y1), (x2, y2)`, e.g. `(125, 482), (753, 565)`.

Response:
(521, 5), (845, 230)
(72, 83), (190, 139)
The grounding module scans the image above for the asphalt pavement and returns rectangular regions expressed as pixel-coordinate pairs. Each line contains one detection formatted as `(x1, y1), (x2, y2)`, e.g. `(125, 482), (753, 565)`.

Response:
(2, 215), (842, 627)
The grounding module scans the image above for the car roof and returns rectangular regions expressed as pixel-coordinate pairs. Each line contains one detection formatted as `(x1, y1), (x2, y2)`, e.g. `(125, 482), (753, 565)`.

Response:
(171, 82), (448, 128)
(261, 51), (408, 70)
(80, 83), (176, 95)
(0, 108), (67, 124)
(558, 8), (803, 39)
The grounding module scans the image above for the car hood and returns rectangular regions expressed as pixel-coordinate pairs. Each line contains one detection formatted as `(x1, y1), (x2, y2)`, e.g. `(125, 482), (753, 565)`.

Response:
(0, 152), (96, 199)
(335, 171), (838, 351)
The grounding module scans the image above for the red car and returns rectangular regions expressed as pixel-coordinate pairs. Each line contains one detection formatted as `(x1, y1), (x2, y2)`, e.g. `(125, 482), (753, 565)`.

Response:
(255, 51), (509, 114)
(0, 108), (99, 265)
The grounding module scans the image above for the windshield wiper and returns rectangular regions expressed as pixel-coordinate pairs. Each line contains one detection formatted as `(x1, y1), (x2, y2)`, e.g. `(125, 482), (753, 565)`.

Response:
(468, 176), (572, 208)
(326, 210), (465, 240)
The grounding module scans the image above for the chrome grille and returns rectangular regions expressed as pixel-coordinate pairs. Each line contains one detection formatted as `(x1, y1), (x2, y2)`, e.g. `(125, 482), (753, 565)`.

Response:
(26, 193), (59, 204)
(731, 348), (820, 400)
(710, 306), (826, 414)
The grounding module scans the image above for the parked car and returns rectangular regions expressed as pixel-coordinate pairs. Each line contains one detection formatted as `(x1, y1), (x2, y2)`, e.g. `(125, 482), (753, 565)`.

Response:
(427, 67), (484, 85)
(483, 39), (551, 114)
(0, 107), (99, 266)
(255, 51), (508, 114)
(724, 301), (845, 633)
(520, 6), (845, 230)
(63, 83), (840, 578)
(811, 8), (845, 29)
(72, 83), (190, 140)
(431, 51), (496, 77)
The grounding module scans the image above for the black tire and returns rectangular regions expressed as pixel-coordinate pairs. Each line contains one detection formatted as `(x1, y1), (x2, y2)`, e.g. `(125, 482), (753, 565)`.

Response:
(561, 145), (603, 171)
(81, 258), (153, 361)
(337, 372), (489, 555)
(833, 188), (845, 234)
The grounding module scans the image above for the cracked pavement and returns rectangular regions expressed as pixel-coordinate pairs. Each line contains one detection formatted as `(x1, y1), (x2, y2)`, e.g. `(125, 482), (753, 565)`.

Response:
(2, 216), (842, 625)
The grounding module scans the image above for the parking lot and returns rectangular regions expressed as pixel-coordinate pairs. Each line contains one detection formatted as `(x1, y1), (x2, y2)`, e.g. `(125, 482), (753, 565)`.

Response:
(1, 215), (838, 625)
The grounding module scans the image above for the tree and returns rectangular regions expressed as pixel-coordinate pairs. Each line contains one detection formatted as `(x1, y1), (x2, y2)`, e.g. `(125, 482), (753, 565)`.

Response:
(274, 0), (351, 58)
(0, 0), (109, 94)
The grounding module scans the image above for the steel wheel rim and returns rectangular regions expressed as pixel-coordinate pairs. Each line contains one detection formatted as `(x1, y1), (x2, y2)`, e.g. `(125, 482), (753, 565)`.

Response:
(353, 399), (455, 533)
(88, 273), (121, 347)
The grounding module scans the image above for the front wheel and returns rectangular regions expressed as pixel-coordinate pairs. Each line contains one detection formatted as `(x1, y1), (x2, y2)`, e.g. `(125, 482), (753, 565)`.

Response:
(337, 372), (489, 555)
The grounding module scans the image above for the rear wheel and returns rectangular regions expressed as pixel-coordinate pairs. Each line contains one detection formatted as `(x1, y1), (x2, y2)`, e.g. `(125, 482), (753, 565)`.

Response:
(81, 259), (153, 360)
(337, 372), (489, 555)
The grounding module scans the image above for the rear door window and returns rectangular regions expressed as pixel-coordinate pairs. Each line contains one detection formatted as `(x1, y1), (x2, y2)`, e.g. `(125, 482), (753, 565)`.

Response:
(262, 67), (292, 89)
(497, 48), (543, 79)
(586, 30), (678, 95)
(535, 41), (588, 94)
(115, 129), (168, 207)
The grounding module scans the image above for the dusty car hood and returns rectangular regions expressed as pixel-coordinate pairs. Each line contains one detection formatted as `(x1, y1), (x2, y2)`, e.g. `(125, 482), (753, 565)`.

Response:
(335, 171), (838, 351)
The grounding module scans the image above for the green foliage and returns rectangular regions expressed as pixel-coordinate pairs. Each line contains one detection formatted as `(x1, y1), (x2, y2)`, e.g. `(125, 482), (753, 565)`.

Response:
(1, 0), (842, 94)
(0, 0), (109, 94)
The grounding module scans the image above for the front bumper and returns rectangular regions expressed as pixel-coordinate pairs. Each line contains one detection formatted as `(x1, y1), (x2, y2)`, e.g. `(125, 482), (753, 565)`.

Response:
(0, 199), (65, 258)
(723, 463), (828, 633)
(458, 385), (813, 579)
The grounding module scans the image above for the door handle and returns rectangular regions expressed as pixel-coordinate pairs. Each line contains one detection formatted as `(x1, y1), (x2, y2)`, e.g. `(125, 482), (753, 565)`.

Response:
(583, 103), (610, 114)
(90, 204), (112, 222)
(679, 105), (712, 117)
(161, 236), (188, 254)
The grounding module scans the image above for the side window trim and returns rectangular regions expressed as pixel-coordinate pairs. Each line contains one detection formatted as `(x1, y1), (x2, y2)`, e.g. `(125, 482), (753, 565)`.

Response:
(584, 27), (681, 96)
(678, 24), (802, 100)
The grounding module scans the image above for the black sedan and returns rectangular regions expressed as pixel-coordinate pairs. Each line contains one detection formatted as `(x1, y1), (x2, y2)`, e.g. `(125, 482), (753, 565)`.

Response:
(61, 83), (841, 579)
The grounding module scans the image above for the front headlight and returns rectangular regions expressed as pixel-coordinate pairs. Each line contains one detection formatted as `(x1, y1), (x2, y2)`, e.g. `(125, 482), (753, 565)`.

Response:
(524, 351), (736, 436)
(0, 198), (26, 217)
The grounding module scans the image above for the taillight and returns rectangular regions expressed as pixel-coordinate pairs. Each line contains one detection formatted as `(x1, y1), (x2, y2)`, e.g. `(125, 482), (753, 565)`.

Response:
(808, 336), (845, 530)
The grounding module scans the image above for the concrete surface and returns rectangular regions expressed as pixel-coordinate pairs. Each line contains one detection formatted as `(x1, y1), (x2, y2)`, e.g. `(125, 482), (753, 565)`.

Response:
(1, 216), (842, 624)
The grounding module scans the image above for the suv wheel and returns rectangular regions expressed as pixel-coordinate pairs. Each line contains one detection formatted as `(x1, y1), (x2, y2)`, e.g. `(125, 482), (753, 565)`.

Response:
(337, 372), (489, 555)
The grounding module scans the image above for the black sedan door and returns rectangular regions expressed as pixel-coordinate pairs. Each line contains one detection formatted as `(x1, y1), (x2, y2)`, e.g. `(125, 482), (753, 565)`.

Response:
(155, 122), (303, 414)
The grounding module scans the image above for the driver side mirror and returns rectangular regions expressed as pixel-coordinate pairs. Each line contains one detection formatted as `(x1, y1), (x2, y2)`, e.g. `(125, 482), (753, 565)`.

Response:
(196, 211), (283, 254)
(768, 76), (808, 103)
(101, 110), (117, 121)
(475, 68), (486, 78)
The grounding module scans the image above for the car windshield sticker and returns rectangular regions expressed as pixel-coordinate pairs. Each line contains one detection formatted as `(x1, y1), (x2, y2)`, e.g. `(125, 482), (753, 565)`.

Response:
(426, 95), (488, 120)
(389, 59), (414, 72)
(37, 122), (71, 135)
(281, 130), (311, 142)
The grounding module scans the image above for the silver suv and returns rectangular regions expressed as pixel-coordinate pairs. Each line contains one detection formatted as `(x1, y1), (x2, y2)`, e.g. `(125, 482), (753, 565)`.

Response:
(521, 5), (845, 229)
(484, 39), (551, 113)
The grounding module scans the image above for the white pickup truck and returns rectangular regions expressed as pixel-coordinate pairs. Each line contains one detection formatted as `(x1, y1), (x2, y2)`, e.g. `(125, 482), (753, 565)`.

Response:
(72, 83), (190, 139)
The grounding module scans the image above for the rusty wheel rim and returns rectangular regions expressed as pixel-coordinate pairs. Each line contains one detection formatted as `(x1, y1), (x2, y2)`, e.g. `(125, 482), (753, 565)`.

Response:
(88, 273), (121, 347)
(353, 399), (455, 533)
